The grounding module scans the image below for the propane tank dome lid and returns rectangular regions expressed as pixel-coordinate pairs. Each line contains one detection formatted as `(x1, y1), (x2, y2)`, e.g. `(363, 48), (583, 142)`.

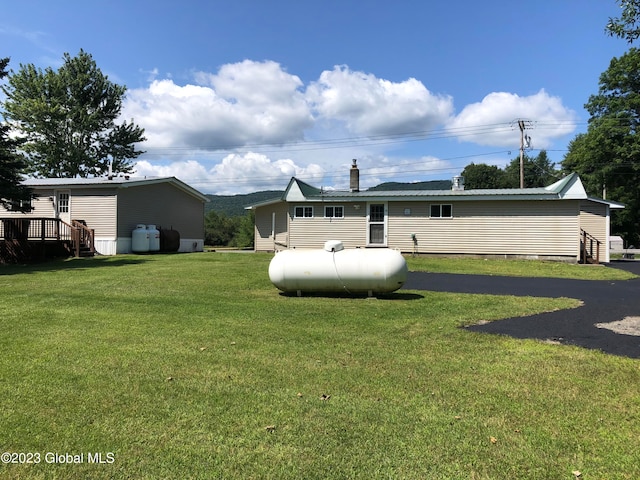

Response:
(324, 240), (344, 252)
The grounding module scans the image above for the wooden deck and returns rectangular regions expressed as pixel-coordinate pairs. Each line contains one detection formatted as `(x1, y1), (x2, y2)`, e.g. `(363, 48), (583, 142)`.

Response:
(1, 218), (95, 263)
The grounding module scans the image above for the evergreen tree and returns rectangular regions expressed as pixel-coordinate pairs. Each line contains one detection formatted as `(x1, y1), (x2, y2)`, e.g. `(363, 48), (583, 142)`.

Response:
(0, 57), (32, 211)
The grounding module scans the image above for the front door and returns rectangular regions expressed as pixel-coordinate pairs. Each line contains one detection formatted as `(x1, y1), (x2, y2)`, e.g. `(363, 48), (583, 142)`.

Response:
(55, 190), (71, 224)
(367, 203), (387, 246)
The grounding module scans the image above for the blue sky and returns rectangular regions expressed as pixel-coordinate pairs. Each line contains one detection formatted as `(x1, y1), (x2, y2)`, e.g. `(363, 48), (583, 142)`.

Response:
(1, 1), (631, 194)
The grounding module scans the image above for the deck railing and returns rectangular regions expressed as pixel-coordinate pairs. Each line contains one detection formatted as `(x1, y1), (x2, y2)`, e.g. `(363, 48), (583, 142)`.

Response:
(580, 228), (601, 264)
(0, 217), (95, 258)
(70, 219), (96, 257)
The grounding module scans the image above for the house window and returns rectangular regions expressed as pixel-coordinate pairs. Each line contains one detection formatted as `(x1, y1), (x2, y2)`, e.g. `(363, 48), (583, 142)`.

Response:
(369, 204), (385, 222)
(430, 204), (452, 218)
(324, 206), (344, 218)
(7, 198), (32, 212)
(294, 206), (313, 218)
(58, 193), (70, 213)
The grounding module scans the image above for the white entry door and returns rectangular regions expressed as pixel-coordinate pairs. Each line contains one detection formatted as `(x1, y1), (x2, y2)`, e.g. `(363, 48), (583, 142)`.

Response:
(367, 202), (387, 246)
(55, 190), (71, 224)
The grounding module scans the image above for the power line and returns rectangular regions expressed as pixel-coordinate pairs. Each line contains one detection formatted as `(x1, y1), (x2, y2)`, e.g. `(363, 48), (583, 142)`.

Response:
(175, 150), (512, 187)
(138, 120), (590, 157)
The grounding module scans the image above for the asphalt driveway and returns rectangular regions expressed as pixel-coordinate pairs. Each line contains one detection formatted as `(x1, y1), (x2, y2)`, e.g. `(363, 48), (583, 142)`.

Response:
(402, 261), (640, 358)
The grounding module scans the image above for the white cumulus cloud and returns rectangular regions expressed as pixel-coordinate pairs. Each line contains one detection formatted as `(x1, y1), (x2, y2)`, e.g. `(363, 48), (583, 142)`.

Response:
(448, 89), (577, 148)
(133, 153), (324, 195)
(123, 60), (313, 151)
(121, 61), (578, 194)
(306, 65), (454, 136)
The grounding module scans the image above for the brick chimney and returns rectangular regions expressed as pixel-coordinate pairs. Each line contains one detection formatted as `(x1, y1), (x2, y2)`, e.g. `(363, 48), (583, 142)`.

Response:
(350, 159), (360, 192)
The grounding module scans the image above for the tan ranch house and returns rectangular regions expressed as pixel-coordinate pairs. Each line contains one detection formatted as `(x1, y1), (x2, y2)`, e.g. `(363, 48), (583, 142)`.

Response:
(0, 176), (208, 255)
(249, 162), (623, 263)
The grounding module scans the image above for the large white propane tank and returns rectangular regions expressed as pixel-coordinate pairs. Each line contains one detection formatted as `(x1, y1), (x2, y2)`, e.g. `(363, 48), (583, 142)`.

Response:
(131, 224), (149, 253)
(147, 224), (160, 252)
(268, 240), (407, 295)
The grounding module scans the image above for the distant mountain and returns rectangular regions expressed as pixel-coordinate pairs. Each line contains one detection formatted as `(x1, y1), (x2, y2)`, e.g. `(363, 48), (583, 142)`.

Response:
(368, 179), (452, 191)
(206, 180), (453, 217)
(205, 191), (283, 216)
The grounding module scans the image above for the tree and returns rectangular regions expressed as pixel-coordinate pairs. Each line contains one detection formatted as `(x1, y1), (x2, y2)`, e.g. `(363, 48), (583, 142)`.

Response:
(205, 210), (255, 248)
(606, 0), (640, 43)
(460, 163), (507, 189)
(461, 151), (558, 189)
(1, 50), (145, 178)
(503, 150), (558, 188)
(205, 210), (237, 246)
(0, 57), (32, 212)
(230, 211), (255, 249)
(562, 48), (640, 244)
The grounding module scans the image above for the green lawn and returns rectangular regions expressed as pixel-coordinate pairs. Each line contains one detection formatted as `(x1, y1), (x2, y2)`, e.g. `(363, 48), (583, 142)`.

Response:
(0, 253), (638, 479)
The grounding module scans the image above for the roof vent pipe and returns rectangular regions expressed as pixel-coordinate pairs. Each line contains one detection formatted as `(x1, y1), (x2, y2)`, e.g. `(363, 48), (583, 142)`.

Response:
(452, 175), (464, 191)
(350, 159), (360, 192)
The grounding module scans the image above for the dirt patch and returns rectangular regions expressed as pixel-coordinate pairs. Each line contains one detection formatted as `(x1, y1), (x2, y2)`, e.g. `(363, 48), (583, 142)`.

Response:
(595, 316), (640, 336)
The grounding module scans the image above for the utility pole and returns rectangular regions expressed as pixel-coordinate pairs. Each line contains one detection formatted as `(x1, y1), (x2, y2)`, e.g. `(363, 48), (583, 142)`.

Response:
(518, 120), (525, 188)
(517, 120), (532, 188)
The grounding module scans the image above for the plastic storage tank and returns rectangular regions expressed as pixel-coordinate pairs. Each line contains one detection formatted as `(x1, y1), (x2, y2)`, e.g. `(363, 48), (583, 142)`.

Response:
(268, 240), (407, 295)
(147, 224), (160, 252)
(131, 224), (149, 253)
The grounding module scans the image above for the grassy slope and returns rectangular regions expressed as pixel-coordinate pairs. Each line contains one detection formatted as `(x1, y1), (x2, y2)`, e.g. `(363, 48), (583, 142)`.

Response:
(0, 254), (638, 479)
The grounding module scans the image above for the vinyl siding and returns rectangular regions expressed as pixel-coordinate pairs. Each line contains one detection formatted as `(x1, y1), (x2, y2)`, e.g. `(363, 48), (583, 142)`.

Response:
(579, 200), (606, 243)
(254, 202), (289, 251)
(388, 200), (580, 257)
(579, 200), (608, 262)
(117, 183), (205, 239)
(288, 202), (366, 249)
(68, 188), (117, 237)
(0, 189), (56, 217)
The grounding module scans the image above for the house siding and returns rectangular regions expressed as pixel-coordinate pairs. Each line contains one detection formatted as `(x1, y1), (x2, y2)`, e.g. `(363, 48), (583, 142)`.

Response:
(117, 183), (205, 251)
(0, 189), (56, 217)
(388, 200), (580, 258)
(254, 202), (289, 251)
(287, 202), (366, 249)
(579, 200), (608, 262)
(68, 188), (118, 237)
(579, 200), (606, 242)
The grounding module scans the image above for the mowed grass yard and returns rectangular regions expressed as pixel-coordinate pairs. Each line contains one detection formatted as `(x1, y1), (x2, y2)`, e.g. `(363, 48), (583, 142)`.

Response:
(0, 253), (639, 479)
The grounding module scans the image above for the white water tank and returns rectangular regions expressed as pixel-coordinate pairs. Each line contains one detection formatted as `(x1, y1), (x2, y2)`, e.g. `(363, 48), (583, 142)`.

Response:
(269, 241), (408, 295)
(132, 224), (149, 253)
(147, 224), (160, 252)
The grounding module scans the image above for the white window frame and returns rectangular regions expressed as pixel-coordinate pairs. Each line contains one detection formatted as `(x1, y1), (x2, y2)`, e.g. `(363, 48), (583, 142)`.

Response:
(430, 204), (453, 219)
(294, 206), (314, 218)
(324, 205), (344, 218)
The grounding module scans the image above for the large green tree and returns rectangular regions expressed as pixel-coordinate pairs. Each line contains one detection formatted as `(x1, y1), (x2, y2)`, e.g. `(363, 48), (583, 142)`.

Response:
(0, 57), (32, 211)
(1, 50), (145, 178)
(503, 150), (558, 188)
(461, 151), (558, 189)
(563, 48), (640, 244)
(460, 163), (506, 189)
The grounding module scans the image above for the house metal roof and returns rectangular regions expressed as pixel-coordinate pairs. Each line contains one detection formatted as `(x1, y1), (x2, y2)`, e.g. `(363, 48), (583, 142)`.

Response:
(246, 173), (624, 209)
(23, 176), (210, 202)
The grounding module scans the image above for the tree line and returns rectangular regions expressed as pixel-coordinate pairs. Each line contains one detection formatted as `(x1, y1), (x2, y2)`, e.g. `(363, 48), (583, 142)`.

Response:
(461, 151), (559, 190)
